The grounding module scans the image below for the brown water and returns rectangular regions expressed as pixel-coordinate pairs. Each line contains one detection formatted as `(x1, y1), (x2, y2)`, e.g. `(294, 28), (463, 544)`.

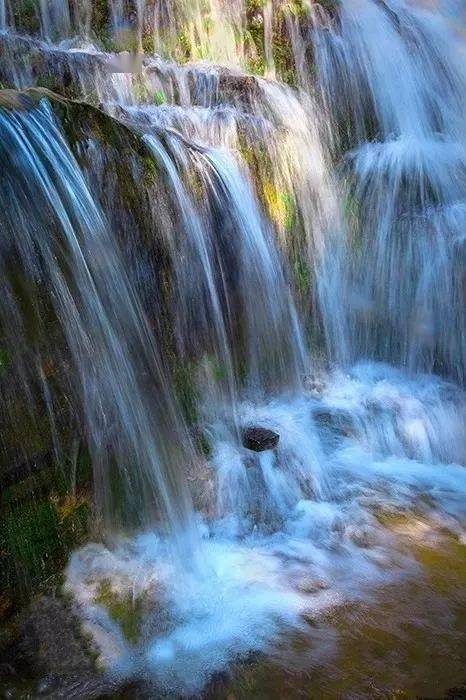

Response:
(216, 522), (466, 699)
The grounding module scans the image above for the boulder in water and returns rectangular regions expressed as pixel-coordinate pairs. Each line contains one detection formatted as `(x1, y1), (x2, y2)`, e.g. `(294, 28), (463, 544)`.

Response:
(242, 427), (279, 452)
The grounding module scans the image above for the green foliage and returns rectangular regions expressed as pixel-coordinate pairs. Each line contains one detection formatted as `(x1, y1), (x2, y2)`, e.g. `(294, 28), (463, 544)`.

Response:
(272, 24), (298, 86)
(0, 431), (92, 605)
(0, 492), (90, 600)
(11, 0), (40, 36)
(343, 187), (364, 254)
(245, 1), (266, 76)
(344, 189), (360, 222)
(141, 33), (155, 55)
(154, 89), (166, 106)
(176, 31), (193, 63)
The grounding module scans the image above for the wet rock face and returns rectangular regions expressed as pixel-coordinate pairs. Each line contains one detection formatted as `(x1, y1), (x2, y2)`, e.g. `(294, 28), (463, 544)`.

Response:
(313, 408), (355, 438)
(242, 426), (279, 452)
(0, 595), (122, 698)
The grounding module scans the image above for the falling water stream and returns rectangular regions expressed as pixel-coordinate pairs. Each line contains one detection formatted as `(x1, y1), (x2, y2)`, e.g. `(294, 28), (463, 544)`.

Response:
(0, 0), (465, 697)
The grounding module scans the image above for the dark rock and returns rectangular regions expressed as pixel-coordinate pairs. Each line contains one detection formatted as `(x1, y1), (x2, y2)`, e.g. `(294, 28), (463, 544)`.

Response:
(37, 674), (60, 695)
(16, 596), (96, 679)
(0, 451), (54, 491)
(295, 577), (330, 595)
(48, 677), (121, 699)
(0, 595), (124, 698)
(0, 663), (16, 678)
(242, 427), (279, 452)
(313, 408), (355, 437)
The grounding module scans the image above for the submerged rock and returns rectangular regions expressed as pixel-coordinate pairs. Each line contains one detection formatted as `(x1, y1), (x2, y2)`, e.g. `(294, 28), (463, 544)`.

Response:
(313, 408), (355, 438)
(242, 427), (279, 452)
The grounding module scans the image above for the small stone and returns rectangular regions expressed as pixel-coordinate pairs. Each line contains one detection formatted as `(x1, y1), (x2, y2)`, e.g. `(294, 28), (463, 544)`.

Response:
(295, 577), (330, 594)
(242, 426), (279, 452)
(348, 525), (377, 548)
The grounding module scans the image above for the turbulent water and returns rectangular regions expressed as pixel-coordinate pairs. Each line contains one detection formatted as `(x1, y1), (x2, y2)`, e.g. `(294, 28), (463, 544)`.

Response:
(1, 0), (466, 697)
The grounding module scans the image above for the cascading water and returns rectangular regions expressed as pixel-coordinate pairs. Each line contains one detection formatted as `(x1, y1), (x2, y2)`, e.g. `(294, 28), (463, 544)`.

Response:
(0, 97), (196, 546)
(0, 1), (465, 698)
(153, 0), (244, 64)
(39, 0), (71, 42)
(144, 130), (306, 427)
(312, 0), (466, 382)
(0, 0), (6, 32)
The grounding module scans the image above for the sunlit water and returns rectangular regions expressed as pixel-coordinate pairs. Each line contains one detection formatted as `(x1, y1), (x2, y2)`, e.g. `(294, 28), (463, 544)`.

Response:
(66, 362), (466, 695)
(0, 0), (465, 697)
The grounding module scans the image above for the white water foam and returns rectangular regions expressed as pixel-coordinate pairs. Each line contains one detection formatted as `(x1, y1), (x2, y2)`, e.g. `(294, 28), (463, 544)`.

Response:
(66, 362), (466, 695)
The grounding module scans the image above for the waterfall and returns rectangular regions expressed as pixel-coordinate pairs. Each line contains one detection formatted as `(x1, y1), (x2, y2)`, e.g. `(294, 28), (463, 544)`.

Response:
(197, 147), (307, 396)
(71, 0), (92, 39)
(0, 1), (466, 697)
(143, 133), (239, 425)
(312, 0), (466, 382)
(143, 130), (307, 446)
(0, 99), (196, 547)
(40, 0), (71, 42)
(0, 0), (6, 31)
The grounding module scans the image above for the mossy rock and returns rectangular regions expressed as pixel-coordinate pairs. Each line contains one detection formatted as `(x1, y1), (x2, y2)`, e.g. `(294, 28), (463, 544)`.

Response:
(10, 0), (41, 37)
(95, 580), (144, 644)
(0, 489), (91, 604)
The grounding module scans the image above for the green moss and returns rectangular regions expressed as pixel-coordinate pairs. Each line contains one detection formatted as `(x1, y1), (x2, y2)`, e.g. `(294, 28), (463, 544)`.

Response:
(344, 190), (360, 222)
(245, 4), (266, 76)
(34, 75), (59, 92)
(174, 361), (199, 426)
(172, 31), (184, 60)
(0, 501), (60, 590)
(154, 89), (167, 106)
(293, 257), (311, 295)
(272, 29), (297, 86)
(132, 81), (152, 104)
(56, 495), (91, 550)
(95, 580), (143, 644)
(2, 470), (57, 507)
(143, 155), (159, 188)
(263, 181), (296, 231)
(0, 493), (88, 597)
(317, 0), (340, 15)
(2, 408), (49, 462)
(0, 483), (90, 602)
(0, 348), (12, 375)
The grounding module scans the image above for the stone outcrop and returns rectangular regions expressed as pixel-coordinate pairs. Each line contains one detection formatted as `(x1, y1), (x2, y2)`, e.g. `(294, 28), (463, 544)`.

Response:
(242, 426), (280, 452)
